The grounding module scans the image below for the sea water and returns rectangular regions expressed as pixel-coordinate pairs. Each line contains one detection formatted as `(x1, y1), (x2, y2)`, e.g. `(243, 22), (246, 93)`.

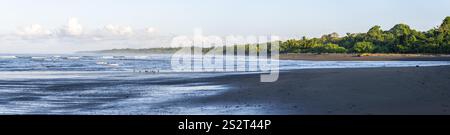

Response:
(1, 54), (450, 114)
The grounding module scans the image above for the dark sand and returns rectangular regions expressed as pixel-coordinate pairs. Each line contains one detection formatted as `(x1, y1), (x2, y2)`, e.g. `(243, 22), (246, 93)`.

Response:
(280, 53), (450, 61)
(162, 66), (450, 114)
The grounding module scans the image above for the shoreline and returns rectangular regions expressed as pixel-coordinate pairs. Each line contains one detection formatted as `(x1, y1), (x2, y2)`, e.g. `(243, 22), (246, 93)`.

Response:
(280, 53), (450, 61)
(5, 53), (450, 61)
(2, 58), (450, 114)
(159, 65), (450, 114)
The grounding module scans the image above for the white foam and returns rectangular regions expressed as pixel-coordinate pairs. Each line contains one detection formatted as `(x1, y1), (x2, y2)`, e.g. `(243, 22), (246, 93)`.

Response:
(31, 56), (46, 59)
(102, 56), (114, 59)
(96, 61), (108, 65)
(280, 60), (450, 70)
(66, 56), (80, 60)
(133, 56), (149, 59)
(107, 63), (120, 67)
(0, 56), (17, 59)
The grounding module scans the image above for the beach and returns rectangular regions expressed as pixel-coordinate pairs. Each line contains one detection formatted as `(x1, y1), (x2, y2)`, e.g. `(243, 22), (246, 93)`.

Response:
(1, 54), (450, 114)
(280, 53), (450, 61)
(160, 65), (450, 115)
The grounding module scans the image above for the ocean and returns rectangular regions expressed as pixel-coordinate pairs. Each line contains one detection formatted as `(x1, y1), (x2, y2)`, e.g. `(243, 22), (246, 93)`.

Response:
(1, 54), (450, 114)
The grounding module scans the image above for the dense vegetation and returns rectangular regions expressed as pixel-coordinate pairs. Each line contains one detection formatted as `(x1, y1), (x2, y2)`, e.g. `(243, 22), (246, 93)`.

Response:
(88, 17), (450, 55)
(279, 16), (450, 54)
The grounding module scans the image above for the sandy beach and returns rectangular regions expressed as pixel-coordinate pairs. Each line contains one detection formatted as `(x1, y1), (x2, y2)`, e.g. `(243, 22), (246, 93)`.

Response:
(160, 65), (450, 115)
(280, 53), (450, 61)
(2, 54), (450, 114)
(1, 64), (450, 114)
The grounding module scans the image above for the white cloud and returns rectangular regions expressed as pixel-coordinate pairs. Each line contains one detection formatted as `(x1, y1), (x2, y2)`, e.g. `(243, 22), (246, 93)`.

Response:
(146, 27), (156, 34)
(59, 17), (83, 36)
(104, 24), (134, 36)
(0, 17), (175, 53)
(16, 24), (51, 37)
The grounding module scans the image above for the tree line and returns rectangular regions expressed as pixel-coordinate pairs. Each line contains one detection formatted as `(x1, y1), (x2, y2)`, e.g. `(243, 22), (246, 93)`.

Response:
(279, 16), (450, 54)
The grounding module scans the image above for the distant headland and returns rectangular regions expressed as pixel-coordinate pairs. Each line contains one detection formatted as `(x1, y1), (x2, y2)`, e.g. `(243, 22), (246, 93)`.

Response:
(82, 17), (450, 56)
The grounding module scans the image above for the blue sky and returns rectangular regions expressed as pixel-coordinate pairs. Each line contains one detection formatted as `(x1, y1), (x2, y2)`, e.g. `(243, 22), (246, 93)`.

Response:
(0, 0), (449, 53)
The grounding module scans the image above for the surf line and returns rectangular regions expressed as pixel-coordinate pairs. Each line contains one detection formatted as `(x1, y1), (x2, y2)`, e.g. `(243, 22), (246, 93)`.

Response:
(178, 119), (213, 133)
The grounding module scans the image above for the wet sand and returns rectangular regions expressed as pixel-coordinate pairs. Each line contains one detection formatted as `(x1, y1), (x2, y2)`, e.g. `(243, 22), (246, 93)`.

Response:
(162, 66), (450, 114)
(280, 53), (450, 61)
(2, 65), (450, 114)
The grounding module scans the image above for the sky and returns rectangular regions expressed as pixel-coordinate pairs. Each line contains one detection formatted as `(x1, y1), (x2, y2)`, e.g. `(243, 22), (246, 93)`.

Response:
(0, 0), (449, 54)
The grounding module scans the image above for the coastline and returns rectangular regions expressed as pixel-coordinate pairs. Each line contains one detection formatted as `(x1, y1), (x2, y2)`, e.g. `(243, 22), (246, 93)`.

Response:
(280, 53), (450, 61)
(159, 65), (450, 114)
(75, 52), (450, 61)
(2, 54), (450, 114)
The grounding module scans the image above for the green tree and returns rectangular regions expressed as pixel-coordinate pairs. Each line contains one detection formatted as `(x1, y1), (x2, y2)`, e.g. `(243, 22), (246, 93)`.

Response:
(367, 25), (383, 41)
(323, 43), (347, 53)
(439, 16), (450, 33)
(310, 43), (347, 53)
(353, 42), (375, 53)
(277, 17), (450, 54)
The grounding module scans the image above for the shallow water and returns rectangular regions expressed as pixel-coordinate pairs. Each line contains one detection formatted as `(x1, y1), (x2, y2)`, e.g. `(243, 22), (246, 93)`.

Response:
(1, 54), (450, 114)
